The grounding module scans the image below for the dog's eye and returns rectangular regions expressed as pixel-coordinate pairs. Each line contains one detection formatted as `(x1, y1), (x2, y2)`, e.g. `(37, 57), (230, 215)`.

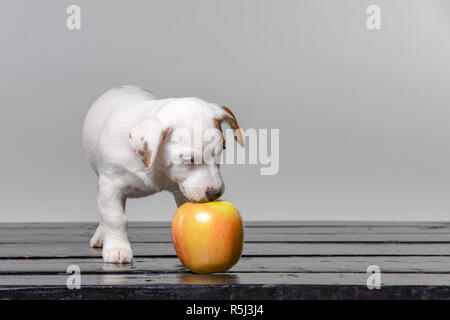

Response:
(184, 156), (196, 165)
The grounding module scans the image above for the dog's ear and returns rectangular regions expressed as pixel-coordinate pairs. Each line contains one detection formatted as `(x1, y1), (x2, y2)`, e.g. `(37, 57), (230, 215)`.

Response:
(214, 106), (244, 147)
(128, 118), (171, 170)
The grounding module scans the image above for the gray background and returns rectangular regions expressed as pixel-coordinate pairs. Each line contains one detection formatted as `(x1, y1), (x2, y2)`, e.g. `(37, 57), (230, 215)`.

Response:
(1, 0), (449, 222)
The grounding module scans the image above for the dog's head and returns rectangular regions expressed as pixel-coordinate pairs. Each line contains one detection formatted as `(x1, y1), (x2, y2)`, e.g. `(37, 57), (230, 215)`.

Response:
(128, 98), (244, 202)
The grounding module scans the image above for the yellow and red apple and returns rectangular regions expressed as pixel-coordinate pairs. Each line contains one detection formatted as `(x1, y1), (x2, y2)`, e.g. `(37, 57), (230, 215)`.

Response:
(171, 201), (244, 274)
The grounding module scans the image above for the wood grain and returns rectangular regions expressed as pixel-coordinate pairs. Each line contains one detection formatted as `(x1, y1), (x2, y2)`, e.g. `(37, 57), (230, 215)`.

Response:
(0, 222), (449, 299)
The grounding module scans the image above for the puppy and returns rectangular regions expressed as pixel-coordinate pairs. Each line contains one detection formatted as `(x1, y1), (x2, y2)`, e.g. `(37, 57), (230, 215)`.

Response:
(82, 86), (244, 263)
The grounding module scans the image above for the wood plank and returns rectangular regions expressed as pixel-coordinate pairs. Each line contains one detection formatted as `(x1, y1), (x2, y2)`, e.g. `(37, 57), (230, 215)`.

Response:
(3, 224), (450, 245)
(5, 223), (450, 251)
(1, 256), (450, 274)
(1, 283), (450, 300)
(4, 232), (450, 243)
(2, 221), (449, 228)
(1, 272), (450, 286)
(1, 242), (450, 258)
(2, 222), (450, 233)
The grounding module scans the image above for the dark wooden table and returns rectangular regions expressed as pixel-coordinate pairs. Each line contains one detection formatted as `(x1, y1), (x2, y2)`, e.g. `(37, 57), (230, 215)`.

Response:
(1, 221), (450, 299)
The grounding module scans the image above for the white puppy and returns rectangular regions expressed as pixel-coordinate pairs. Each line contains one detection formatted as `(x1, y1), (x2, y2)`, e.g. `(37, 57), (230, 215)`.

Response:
(82, 86), (244, 263)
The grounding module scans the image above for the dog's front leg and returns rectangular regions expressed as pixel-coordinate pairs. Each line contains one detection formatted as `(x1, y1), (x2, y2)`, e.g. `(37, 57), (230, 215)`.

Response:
(97, 176), (133, 264)
(173, 188), (190, 208)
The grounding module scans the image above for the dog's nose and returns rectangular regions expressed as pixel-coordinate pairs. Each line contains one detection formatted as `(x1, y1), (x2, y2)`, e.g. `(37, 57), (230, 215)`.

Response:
(206, 187), (223, 201)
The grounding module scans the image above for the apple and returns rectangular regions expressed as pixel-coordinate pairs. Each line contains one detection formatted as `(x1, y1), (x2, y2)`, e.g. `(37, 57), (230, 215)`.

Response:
(171, 201), (244, 274)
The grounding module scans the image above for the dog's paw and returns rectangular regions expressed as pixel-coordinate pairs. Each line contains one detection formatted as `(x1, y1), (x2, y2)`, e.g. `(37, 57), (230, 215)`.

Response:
(90, 231), (103, 248)
(102, 245), (133, 264)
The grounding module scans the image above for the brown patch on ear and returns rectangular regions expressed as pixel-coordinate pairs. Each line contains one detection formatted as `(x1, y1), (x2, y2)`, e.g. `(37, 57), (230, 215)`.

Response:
(221, 106), (244, 147)
(141, 141), (152, 168)
(213, 118), (222, 132)
(161, 127), (171, 142)
(222, 106), (237, 121)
